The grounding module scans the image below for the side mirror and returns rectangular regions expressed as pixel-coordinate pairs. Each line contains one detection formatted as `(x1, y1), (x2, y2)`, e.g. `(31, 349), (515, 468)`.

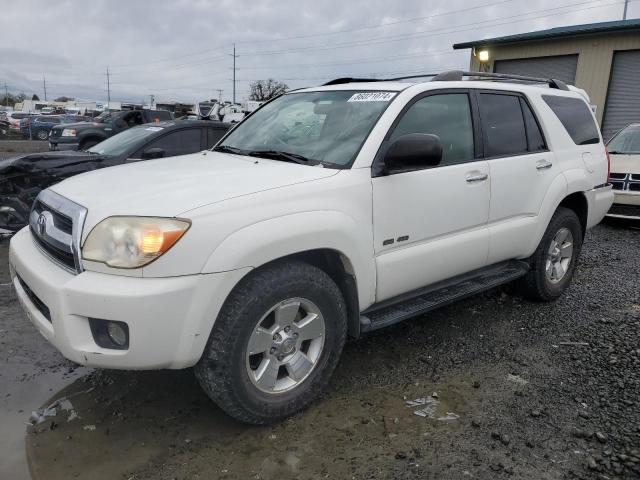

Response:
(141, 147), (165, 159)
(382, 133), (443, 174)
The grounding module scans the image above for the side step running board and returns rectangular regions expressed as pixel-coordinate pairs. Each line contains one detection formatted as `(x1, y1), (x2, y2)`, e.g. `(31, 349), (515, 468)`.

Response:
(360, 260), (529, 333)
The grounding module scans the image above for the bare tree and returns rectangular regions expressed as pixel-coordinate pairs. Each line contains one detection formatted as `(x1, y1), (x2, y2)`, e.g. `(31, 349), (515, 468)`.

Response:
(249, 79), (288, 102)
(54, 96), (74, 102)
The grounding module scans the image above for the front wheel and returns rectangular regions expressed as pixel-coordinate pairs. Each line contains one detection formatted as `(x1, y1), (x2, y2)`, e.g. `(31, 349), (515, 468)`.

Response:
(518, 207), (583, 301)
(194, 260), (347, 424)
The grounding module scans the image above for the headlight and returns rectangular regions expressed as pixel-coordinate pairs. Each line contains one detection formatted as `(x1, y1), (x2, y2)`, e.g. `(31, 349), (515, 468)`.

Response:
(61, 128), (76, 137)
(82, 217), (190, 268)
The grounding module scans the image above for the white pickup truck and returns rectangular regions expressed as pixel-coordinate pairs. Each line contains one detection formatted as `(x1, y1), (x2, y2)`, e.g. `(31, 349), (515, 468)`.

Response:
(9, 71), (613, 424)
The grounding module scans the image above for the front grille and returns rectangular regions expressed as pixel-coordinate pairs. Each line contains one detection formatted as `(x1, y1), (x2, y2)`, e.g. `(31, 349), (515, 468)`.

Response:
(32, 200), (73, 235)
(609, 203), (640, 218)
(29, 190), (87, 274)
(17, 275), (51, 322)
(609, 173), (640, 192)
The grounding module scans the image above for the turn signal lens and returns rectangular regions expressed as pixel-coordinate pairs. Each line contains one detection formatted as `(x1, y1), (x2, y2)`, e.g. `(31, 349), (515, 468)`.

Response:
(82, 217), (190, 268)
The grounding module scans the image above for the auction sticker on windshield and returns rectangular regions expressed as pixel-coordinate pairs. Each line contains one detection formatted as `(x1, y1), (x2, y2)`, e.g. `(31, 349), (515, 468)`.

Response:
(347, 92), (396, 102)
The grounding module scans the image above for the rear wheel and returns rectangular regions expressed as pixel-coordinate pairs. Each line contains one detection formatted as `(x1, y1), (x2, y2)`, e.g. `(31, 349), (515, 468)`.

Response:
(518, 207), (583, 301)
(194, 260), (347, 424)
(35, 129), (49, 141)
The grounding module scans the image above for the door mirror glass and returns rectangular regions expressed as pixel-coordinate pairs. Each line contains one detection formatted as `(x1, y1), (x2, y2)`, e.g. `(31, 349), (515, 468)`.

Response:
(141, 147), (165, 159)
(383, 133), (443, 173)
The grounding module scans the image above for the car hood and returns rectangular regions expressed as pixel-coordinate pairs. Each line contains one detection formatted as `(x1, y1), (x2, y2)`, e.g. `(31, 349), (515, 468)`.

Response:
(0, 150), (111, 175)
(610, 154), (640, 174)
(50, 151), (340, 225)
(51, 121), (98, 131)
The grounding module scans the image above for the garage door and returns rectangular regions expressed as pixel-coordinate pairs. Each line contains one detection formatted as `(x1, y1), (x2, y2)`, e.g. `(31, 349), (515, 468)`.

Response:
(494, 54), (578, 85)
(601, 50), (640, 141)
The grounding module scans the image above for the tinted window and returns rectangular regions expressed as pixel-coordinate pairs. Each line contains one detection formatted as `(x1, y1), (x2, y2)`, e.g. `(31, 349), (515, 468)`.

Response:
(145, 128), (202, 157)
(390, 93), (474, 165)
(542, 95), (600, 145)
(479, 93), (527, 157)
(207, 127), (227, 148)
(521, 99), (546, 151)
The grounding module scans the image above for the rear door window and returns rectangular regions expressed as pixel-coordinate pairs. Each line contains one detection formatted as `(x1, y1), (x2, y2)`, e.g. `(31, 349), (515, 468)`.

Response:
(478, 93), (528, 157)
(207, 127), (227, 148)
(520, 99), (546, 151)
(542, 95), (600, 145)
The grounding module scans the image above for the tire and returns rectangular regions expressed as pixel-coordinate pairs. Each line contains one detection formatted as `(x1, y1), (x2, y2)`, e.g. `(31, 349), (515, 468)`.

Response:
(194, 260), (347, 424)
(79, 139), (99, 150)
(35, 129), (49, 141)
(518, 207), (583, 301)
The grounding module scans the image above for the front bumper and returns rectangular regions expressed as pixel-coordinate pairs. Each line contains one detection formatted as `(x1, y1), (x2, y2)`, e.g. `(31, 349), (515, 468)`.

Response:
(48, 137), (79, 151)
(9, 227), (251, 370)
(606, 190), (640, 219)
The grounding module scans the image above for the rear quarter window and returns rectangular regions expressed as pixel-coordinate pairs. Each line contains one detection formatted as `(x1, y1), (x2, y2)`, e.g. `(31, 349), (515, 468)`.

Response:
(542, 95), (600, 145)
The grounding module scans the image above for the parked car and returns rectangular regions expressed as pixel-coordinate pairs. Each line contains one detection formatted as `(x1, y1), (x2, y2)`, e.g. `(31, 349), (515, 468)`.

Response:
(20, 115), (89, 141)
(0, 120), (229, 231)
(9, 71), (613, 425)
(606, 123), (640, 220)
(5, 111), (33, 130)
(48, 109), (173, 151)
(0, 119), (9, 139)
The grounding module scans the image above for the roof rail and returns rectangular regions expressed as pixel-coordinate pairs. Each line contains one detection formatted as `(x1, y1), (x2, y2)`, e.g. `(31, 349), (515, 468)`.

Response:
(431, 70), (570, 90)
(323, 70), (570, 90)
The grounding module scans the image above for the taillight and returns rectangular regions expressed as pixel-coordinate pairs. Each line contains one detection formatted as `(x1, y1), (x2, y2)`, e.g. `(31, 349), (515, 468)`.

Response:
(605, 146), (611, 182)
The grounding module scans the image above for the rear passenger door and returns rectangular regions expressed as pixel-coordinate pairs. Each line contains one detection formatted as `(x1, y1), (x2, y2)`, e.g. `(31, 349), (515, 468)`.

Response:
(477, 91), (558, 264)
(372, 91), (491, 301)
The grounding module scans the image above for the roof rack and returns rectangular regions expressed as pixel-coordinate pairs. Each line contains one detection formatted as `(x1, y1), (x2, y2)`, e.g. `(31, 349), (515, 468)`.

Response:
(323, 70), (570, 91)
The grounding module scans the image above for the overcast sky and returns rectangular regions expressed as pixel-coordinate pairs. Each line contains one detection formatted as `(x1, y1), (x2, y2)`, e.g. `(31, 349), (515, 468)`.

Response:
(1, 0), (637, 105)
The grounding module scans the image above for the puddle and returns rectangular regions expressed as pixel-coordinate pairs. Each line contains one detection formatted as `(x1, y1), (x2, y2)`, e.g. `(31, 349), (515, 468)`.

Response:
(23, 368), (476, 480)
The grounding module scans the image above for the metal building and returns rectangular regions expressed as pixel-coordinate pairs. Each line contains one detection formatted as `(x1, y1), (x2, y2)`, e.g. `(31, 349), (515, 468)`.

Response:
(453, 19), (640, 140)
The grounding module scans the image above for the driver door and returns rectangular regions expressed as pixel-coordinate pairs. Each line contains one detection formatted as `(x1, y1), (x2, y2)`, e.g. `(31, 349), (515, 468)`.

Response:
(372, 91), (491, 301)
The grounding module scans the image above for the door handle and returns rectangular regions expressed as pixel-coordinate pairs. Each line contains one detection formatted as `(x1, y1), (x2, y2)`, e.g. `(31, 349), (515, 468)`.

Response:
(536, 160), (553, 170)
(466, 172), (488, 183)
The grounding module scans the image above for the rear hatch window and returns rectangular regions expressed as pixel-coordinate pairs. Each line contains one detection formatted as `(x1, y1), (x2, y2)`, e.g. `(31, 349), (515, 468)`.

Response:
(542, 95), (600, 145)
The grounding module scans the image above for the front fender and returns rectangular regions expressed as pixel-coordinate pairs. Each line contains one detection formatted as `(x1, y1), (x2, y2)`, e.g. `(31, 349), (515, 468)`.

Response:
(202, 210), (376, 309)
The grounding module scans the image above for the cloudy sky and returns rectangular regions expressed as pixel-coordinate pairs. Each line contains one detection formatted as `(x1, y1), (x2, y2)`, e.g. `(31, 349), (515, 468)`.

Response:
(1, 0), (637, 105)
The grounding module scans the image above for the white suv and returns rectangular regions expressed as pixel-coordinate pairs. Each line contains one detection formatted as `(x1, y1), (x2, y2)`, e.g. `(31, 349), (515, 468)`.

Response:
(9, 71), (613, 424)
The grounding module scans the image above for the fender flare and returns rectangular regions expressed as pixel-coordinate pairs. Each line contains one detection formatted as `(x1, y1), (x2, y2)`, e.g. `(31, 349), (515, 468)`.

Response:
(202, 210), (376, 310)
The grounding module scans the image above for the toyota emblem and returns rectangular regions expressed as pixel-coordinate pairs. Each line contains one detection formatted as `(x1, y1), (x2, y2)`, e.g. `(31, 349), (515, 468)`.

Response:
(37, 213), (47, 236)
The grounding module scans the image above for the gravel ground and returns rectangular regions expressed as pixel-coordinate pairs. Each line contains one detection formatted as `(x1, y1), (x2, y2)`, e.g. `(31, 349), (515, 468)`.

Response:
(1, 220), (638, 479)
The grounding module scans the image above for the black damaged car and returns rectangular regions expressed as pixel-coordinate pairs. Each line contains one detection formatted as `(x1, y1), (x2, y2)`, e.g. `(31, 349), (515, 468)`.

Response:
(0, 120), (230, 231)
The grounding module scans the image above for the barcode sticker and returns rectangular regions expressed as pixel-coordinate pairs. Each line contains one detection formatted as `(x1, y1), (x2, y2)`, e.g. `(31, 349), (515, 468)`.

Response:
(347, 92), (396, 102)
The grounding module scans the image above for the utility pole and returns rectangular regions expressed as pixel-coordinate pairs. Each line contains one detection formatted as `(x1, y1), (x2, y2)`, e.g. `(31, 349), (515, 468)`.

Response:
(230, 44), (238, 104)
(215, 89), (223, 103)
(623, 0), (629, 19)
(42, 75), (47, 101)
(3, 83), (8, 107)
(105, 67), (111, 106)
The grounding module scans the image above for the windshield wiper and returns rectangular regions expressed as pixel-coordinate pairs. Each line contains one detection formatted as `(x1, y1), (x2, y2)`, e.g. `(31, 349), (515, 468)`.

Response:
(213, 145), (247, 155)
(245, 150), (314, 165)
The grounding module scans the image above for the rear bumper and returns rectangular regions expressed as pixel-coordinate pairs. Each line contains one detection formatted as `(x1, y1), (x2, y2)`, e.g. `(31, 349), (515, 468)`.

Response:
(585, 184), (614, 228)
(9, 227), (251, 370)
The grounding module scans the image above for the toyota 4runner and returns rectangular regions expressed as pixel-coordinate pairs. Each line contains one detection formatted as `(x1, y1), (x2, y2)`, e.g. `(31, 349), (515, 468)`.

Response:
(9, 71), (613, 424)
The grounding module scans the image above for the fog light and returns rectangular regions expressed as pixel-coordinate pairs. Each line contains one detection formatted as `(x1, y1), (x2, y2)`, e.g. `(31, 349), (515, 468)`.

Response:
(89, 318), (129, 350)
(107, 321), (127, 347)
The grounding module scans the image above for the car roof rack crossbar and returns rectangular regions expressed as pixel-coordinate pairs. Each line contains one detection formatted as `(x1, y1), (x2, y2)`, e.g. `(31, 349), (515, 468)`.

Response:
(323, 71), (570, 90)
(431, 70), (570, 90)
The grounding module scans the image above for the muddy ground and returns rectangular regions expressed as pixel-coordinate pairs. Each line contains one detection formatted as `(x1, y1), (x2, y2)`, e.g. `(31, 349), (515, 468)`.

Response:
(1, 221), (639, 480)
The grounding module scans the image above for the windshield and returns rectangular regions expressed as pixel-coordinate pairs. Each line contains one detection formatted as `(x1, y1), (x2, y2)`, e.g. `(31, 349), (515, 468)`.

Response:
(93, 111), (113, 123)
(607, 125), (640, 154)
(217, 90), (396, 167)
(87, 125), (163, 156)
